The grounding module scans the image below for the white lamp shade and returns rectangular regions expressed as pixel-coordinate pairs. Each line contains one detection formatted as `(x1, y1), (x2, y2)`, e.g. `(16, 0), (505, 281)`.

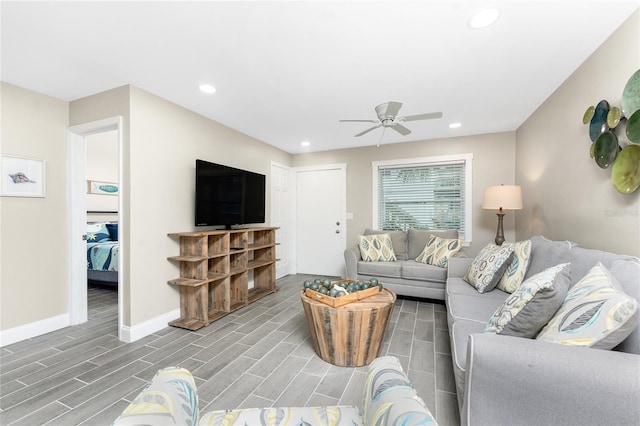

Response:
(482, 185), (523, 210)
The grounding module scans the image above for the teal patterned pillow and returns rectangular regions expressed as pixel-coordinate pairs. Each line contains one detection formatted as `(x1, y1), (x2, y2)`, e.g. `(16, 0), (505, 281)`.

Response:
(358, 233), (397, 262)
(415, 235), (463, 267)
(113, 367), (198, 425)
(537, 262), (638, 349)
(496, 239), (532, 293)
(87, 222), (112, 242)
(485, 263), (571, 337)
(464, 243), (515, 293)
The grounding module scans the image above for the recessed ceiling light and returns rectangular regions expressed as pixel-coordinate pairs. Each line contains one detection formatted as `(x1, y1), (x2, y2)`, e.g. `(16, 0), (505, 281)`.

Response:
(301, 141), (311, 147)
(468, 8), (501, 29)
(449, 122), (462, 129)
(199, 84), (216, 94)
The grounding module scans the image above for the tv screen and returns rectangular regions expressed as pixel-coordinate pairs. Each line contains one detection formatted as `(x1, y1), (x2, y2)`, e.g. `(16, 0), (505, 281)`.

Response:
(195, 159), (266, 228)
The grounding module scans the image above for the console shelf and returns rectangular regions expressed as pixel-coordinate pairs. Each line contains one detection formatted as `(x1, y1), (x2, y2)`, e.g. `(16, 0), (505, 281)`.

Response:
(168, 227), (278, 330)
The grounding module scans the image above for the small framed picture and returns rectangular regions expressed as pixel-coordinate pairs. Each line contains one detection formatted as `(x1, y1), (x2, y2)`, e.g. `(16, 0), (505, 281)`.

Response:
(1, 155), (46, 198)
(87, 180), (119, 195)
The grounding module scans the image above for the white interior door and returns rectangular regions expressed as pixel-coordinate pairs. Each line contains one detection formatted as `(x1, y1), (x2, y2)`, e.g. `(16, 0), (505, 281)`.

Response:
(295, 165), (346, 277)
(271, 162), (292, 279)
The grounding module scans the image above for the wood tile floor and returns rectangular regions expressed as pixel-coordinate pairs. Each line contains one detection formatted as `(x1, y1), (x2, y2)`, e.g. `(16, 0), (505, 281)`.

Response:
(0, 275), (460, 425)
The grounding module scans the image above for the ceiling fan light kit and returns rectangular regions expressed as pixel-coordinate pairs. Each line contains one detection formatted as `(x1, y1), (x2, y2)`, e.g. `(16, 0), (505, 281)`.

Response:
(340, 101), (443, 139)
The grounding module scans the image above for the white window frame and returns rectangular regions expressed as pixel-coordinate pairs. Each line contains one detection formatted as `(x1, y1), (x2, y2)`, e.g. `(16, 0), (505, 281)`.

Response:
(372, 153), (473, 245)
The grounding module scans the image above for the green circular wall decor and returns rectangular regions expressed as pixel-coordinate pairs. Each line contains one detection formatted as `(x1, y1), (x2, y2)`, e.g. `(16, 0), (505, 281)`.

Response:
(611, 144), (640, 194)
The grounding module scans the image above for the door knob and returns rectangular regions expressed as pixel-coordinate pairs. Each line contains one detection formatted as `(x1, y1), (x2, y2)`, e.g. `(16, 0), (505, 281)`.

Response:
(336, 221), (340, 226)
(335, 230), (340, 234)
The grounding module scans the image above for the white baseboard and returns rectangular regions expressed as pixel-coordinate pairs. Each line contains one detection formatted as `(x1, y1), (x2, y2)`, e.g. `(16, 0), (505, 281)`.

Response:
(0, 313), (70, 347)
(119, 308), (181, 343)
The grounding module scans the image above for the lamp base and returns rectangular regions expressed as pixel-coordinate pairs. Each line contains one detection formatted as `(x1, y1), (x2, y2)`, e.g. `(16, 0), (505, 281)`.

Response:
(494, 210), (505, 246)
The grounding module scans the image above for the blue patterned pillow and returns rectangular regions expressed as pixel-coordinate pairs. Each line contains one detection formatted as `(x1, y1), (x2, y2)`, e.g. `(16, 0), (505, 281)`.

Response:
(485, 263), (571, 337)
(106, 223), (119, 241)
(464, 243), (515, 293)
(537, 262), (638, 349)
(496, 239), (532, 293)
(87, 222), (112, 242)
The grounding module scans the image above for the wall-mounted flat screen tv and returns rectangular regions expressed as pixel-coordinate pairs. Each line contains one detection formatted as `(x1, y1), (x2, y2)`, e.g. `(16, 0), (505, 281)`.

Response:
(195, 159), (265, 228)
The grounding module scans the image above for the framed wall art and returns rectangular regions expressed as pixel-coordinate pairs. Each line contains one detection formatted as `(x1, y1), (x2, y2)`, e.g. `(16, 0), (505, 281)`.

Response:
(1, 155), (46, 197)
(87, 180), (119, 195)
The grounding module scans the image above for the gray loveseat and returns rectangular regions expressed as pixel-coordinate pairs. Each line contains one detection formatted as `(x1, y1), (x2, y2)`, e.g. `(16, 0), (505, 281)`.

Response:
(446, 235), (640, 426)
(345, 228), (465, 300)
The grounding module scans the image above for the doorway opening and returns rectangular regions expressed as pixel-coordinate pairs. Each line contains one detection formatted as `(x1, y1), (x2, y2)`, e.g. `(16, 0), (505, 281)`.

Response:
(67, 116), (125, 341)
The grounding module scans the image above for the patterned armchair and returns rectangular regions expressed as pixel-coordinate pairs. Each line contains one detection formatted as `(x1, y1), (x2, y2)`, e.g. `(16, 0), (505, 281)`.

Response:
(112, 356), (436, 426)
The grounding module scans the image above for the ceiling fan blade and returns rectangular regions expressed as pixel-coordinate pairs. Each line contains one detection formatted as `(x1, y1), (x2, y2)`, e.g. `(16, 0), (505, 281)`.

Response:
(339, 119), (379, 123)
(376, 101), (403, 119)
(400, 112), (443, 122)
(390, 123), (412, 136)
(355, 124), (382, 137)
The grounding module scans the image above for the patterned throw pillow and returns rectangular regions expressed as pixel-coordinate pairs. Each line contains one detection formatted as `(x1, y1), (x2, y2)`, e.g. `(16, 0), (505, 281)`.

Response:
(358, 233), (397, 262)
(537, 262), (638, 349)
(464, 243), (515, 293)
(485, 263), (571, 337)
(496, 239), (532, 293)
(87, 222), (112, 242)
(415, 235), (463, 267)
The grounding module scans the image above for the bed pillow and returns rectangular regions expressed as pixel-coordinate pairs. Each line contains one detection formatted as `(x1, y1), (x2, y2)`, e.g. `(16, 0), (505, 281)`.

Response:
(537, 262), (638, 349)
(464, 243), (515, 293)
(485, 263), (571, 337)
(106, 223), (119, 241)
(496, 239), (532, 293)
(87, 222), (112, 242)
(415, 235), (463, 267)
(358, 233), (397, 262)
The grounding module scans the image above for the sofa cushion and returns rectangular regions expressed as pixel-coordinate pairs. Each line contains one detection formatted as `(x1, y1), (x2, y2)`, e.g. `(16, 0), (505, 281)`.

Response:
(198, 406), (363, 426)
(525, 235), (577, 279)
(362, 356), (436, 426)
(401, 260), (448, 283)
(358, 233), (397, 262)
(365, 229), (408, 260)
(537, 262), (638, 350)
(464, 243), (515, 293)
(415, 235), (463, 267)
(446, 290), (508, 324)
(450, 319), (486, 398)
(496, 239), (532, 293)
(358, 260), (402, 278)
(407, 228), (459, 259)
(484, 263), (571, 338)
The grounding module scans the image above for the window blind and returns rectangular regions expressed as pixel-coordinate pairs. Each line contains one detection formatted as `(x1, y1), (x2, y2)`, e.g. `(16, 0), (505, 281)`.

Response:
(377, 162), (466, 239)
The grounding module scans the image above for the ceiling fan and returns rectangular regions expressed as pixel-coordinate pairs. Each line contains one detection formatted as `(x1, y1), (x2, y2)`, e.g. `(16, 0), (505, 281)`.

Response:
(340, 101), (443, 137)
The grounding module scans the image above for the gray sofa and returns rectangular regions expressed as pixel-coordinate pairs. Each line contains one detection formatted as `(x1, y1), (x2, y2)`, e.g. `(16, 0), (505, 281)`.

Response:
(345, 228), (465, 300)
(446, 235), (640, 426)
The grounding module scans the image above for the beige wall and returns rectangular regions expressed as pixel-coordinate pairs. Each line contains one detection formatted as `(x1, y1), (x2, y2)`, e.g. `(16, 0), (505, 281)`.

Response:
(292, 131), (516, 256)
(516, 10), (640, 257)
(86, 130), (119, 215)
(127, 86), (291, 325)
(1, 82), (69, 329)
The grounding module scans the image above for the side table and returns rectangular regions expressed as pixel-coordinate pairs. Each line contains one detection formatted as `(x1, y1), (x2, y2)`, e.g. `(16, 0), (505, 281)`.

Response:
(300, 288), (396, 367)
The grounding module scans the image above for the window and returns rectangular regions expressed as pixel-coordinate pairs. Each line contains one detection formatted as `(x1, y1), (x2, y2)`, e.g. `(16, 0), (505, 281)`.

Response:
(372, 154), (473, 244)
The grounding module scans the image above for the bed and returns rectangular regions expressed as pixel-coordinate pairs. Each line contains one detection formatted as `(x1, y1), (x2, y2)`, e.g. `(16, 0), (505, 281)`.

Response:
(87, 222), (118, 287)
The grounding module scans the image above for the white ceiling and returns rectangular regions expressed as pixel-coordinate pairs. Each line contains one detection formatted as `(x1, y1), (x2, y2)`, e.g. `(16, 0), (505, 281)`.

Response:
(2, 1), (638, 154)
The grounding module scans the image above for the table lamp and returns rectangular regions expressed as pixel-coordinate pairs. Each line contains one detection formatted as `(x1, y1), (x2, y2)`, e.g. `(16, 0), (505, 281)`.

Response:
(482, 185), (522, 245)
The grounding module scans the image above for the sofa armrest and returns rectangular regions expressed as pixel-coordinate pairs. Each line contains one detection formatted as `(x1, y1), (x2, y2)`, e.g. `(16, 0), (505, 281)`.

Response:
(113, 367), (198, 425)
(462, 333), (640, 426)
(344, 245), (361, 279)
(363, 356), (437, 425)
(448, 257), (473, 279)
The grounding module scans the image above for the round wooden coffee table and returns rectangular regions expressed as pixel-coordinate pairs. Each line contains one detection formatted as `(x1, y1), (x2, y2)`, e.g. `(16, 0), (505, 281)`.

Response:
(300, 288), (396, 367)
